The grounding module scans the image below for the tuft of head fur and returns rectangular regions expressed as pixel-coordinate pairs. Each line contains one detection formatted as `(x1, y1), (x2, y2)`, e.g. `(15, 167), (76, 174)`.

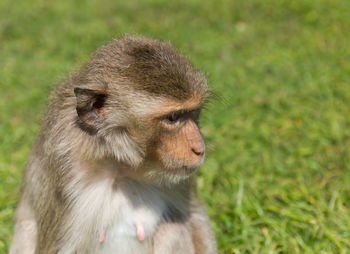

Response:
(83, 36), (208, 100)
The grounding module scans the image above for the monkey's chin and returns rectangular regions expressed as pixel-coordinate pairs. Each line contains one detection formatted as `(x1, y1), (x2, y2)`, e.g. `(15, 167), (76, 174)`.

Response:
(140, 164), (199, 186)
(172, 165), (199, 176)
(155, 166), (198, 185)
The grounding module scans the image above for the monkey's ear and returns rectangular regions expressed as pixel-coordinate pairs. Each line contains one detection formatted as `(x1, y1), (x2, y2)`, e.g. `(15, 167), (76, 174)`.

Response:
(74, 86), (107, 135)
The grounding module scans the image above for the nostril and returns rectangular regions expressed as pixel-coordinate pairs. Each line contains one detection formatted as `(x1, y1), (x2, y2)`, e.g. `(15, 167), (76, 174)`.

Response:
(192, 148), (204, 156)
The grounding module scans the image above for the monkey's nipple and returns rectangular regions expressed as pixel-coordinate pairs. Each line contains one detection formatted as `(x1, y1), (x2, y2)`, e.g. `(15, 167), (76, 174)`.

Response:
(99, 231), (106, 243)
(136, 222), (145, 241)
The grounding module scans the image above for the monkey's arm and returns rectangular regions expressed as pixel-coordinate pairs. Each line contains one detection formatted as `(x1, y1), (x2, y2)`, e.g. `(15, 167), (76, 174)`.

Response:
(188, 178), (217, 254)
(153, 222), (195, 254)
(189, 207), (218, 254)
(152, 207), (217, 254)
(9, 197), (37, 254)
(9, 149), (42, 254)
(153, 181), (217, 254)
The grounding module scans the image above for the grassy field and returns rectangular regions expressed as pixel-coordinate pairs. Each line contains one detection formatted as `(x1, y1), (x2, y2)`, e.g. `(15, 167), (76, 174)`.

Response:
(1, 0), (350, 253)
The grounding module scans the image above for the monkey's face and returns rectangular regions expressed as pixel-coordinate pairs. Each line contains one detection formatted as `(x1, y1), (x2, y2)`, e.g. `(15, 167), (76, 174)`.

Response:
(74, 84), (207, 179)
(145, 104), (205, 176)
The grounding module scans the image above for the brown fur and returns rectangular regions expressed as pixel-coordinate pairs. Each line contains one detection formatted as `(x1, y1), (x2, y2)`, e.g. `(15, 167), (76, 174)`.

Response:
(10, 36), (217, 254)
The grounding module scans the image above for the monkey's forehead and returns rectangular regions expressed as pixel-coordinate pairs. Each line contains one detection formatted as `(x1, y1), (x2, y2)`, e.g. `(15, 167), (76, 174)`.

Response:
(121, 66), (208, 101)
(89, 36), (208, 101)
(111, 91), (205, 120)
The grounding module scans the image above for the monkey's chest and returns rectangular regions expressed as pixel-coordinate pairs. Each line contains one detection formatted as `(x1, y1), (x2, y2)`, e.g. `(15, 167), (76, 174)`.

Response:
(73, 179), (168, 254)
(97, 194), (166, 253)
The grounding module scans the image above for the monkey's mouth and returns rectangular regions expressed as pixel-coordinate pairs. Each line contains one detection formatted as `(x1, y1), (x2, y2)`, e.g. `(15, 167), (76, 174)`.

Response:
(168, 157), (204, 176)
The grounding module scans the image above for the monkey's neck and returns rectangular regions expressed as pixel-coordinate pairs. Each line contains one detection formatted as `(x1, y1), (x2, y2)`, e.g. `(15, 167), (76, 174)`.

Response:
(70, 157), (192, 205)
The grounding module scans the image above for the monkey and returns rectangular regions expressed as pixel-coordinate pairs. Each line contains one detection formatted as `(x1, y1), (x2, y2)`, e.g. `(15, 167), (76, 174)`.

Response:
(9, 36), (217, 254)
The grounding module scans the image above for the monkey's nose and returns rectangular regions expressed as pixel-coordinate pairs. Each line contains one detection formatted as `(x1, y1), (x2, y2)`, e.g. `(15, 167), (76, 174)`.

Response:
(191, 148), (204, 156)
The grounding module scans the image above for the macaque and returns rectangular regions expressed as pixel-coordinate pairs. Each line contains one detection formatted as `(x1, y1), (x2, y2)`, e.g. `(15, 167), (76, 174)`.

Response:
(9, 36), (217, 254)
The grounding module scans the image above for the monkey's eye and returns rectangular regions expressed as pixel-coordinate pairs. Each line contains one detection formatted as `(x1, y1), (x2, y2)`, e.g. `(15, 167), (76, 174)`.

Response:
(161, 108), (201, 126)
(190, 108), (201, 122)
(164, 111), (184, 125)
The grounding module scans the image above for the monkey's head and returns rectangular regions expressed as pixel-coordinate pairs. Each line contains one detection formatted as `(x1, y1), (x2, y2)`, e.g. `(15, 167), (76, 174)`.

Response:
(72, 36), (208, 181)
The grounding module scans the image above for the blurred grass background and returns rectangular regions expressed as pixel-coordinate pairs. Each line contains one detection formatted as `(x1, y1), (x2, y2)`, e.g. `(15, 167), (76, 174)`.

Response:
(1, 0), (350, 253)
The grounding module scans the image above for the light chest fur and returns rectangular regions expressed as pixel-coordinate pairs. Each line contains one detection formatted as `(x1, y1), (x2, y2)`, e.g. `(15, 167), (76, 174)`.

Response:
(59, 165), (169, 254)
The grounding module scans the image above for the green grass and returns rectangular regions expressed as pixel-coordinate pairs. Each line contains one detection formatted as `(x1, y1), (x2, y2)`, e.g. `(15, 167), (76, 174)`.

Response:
(1, 0), (350, 253)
